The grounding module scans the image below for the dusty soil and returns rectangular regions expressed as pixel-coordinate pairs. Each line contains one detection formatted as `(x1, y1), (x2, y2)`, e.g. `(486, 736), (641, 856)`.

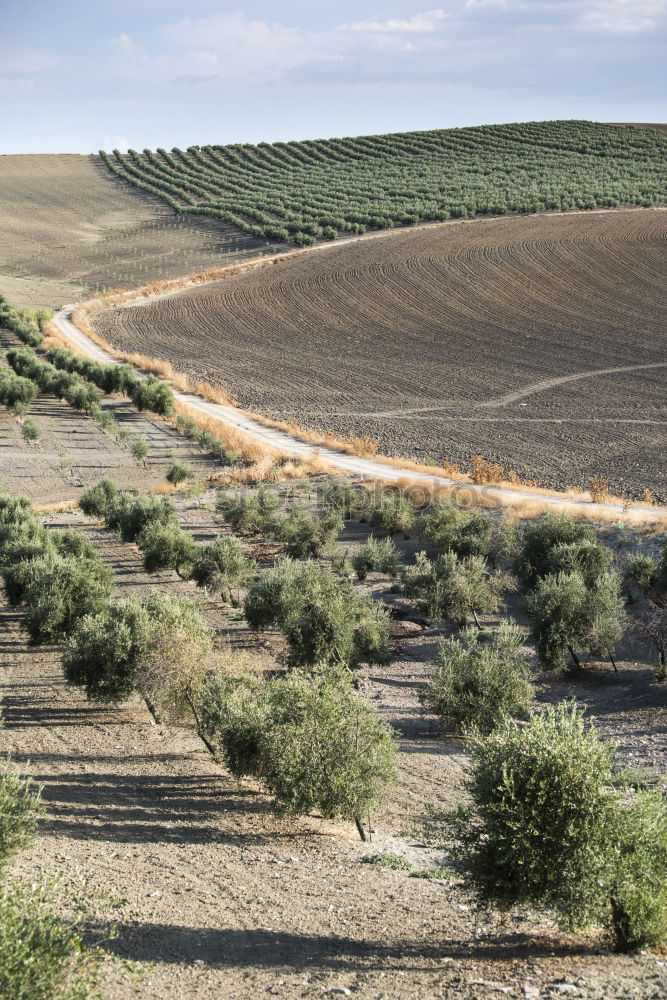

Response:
(0, 155), (277, 308)
(94, 211), (667, 501)
(2, 494), (667, 999)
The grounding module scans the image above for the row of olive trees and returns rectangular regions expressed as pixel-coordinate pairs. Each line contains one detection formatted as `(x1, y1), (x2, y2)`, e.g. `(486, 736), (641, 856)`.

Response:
(0, 294), (44, 349)
(8, 344), (174, 419)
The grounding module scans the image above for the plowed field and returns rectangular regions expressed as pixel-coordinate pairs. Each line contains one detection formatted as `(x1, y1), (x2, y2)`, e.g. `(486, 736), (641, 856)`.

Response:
(95, 211), (667, 500)
(0, 155), (277, 308)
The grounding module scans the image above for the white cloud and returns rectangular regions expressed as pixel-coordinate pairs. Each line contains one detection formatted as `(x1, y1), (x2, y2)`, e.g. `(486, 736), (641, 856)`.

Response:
(580, 0), (667, 33)
(339, 10), (448, 33)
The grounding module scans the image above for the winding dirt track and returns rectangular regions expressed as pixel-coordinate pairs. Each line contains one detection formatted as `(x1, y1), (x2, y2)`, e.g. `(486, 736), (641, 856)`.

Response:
(93, 211), (667, 500)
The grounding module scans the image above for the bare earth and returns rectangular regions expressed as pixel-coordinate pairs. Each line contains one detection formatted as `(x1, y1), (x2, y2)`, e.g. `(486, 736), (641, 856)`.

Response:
(0, 155), (278, 309)
(94, 211), (667, 501)
(0, 377), (665, 997)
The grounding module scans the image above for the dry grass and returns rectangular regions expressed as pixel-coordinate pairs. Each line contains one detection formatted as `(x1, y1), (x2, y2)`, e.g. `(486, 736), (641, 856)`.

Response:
(147, 481), (179, 495)
(171, 400), (283, 466)
(69, 308), (235, 404)
(32, 499), (79, 514)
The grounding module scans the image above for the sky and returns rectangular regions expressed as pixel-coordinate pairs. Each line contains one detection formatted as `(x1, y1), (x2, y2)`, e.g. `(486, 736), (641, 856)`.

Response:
(0, 0), (665, 153)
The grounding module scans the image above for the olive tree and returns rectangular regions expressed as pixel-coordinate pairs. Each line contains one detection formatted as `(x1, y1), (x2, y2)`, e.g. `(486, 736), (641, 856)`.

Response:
(244, 560), (391, 670)
(402, 551), (509, 626)
(23, 555), (114, 644)
(190, 535), (255, 602)
(527, 570), (625, 671)
(198, 668), (397, 838)
(64, 593), (213, 721)
(429, 704), (667, 952)
(138, 521), (197, 577)
(422, 621), (533, 734)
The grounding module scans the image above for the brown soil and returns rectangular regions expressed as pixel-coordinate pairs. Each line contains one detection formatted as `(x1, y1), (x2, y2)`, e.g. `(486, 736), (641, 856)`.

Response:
(2, 495), (667, 999)
(94, 211), (667, 502)
(0, 155), (277, 309)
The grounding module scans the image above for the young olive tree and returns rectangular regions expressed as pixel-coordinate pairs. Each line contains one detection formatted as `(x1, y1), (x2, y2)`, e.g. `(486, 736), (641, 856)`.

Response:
(401, 551), (509, 626)
(190, 535), (255, 602)
(422, 621), (533, 734)
(78, 478), (118, 519)
(429, 704), (667, 952)
(353, 536), (399, 581)
(417, 500), (494, 558)
(369, 496), (414, 537)
(244, 560), (391, 671)
(516, 512), (597, 588)
(527, 570), (625, 671)
(138, 521), (197, 577)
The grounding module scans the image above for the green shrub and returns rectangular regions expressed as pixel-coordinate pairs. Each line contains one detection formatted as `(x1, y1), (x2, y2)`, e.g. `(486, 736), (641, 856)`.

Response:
(422, 621), (533, 734)
(527, 570), (625, 671)
(245, 560), (391, 670)
(20, 418), (40, 443)
(606, 789), (667, 952)
(516, 512), (597, 587)
(625, 553), (657, 594)
(0, 371), (38, 416)
(361, 853), (412, 870)
(431, 704), (667, 952)
(322, 481), (361, 519)
(272, 506), (343, 558)
(217, 488), (279, 534)
(0, 881), (98, 1000)
(105, 493), (176, 542)
(418, 500), (494, 557)
(166, 461), (194, 485)
(190, 535), (254, 601)
(547, 539), (612, 587)
(78, 478), (118, 519)
(138, 521), (196, 576)
(0, 759), (40, 872)
(130, 374), (174, 416)
(131, 438), (149, 466)
(370, 496), (414, 536)
(401, 551), (509, 625)
(353, 536), (399, 580)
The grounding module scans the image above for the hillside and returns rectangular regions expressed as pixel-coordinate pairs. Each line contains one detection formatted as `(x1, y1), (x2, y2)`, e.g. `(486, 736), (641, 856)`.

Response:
(0, 154), (276, 309)
(95, 210), (667, 501)
(100, 121), (667, 245)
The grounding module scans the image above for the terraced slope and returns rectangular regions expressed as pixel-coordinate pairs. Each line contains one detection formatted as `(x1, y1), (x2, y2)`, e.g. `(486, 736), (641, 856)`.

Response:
(95, 210), (667, 500)
(0, 155), (279, 308)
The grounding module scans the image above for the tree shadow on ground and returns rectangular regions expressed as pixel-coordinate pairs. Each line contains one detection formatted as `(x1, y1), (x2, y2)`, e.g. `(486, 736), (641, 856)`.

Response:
(91, 921), (600, 970)
(24, 770), (320, 846)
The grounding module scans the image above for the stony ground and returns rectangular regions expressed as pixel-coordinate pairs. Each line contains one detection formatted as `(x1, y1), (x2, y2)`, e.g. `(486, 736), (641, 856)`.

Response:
(1, 489), (666, 999)
(0, 357), (666, 998)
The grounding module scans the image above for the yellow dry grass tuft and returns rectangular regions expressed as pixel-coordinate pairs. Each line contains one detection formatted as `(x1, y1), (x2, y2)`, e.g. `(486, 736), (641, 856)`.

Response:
(32, 499), (79, 514)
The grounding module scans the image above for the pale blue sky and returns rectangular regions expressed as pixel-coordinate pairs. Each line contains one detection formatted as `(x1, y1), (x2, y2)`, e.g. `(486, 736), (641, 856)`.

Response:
(1, 1), (665, 153)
